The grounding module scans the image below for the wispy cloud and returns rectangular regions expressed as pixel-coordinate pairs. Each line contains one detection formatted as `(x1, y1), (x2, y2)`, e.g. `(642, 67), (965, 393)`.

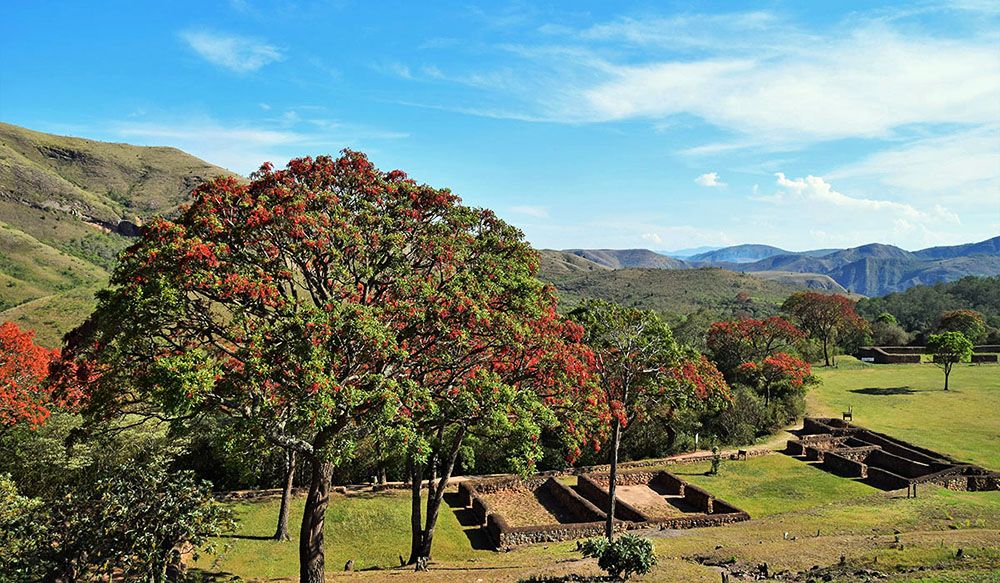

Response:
(827, 126), (1000, 201)
(508, 205), (549, 218)
(108, 111), (407, 174)
(695, 172), (726, 187)
(578, 28), (999, 140)
(760, 172), (960, 226)
(180, 29), (283, 73)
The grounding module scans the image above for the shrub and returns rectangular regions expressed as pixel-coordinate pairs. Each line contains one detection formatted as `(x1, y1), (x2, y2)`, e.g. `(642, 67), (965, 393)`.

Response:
(579, 534), (657, 581)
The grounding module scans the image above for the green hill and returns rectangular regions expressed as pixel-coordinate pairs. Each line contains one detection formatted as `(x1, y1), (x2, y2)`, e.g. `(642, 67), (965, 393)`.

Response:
(0, 123), (232, 345)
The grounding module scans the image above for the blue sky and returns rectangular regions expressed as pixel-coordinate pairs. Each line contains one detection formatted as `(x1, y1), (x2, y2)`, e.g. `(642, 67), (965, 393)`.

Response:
(2, 1), (998, 251)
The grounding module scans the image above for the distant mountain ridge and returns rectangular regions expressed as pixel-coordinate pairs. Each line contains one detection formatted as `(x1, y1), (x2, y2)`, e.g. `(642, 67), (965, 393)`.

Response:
(553, 237), (1000, 296)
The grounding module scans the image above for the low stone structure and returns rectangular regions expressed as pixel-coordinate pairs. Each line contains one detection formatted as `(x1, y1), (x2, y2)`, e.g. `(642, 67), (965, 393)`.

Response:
(787, 417), (1000, 492)
(856, 345), (1000, 364)
(459, 469), (750, 550)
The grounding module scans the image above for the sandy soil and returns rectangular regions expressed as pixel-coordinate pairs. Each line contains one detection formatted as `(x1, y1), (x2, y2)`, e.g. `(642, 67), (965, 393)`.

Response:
(615, 484), (690, 519)
(481, 487), (578, 527)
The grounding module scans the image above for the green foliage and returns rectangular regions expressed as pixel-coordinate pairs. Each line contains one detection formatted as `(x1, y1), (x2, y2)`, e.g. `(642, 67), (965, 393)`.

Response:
(0, 473), (42, 579)
(2, 456), (233, 582)
(857, 276), (1000, 340)
(936, 309), (987, 343)
(926, 332), (974, 364)
(875, 312), (898, 325)
(579, 534), (657, 581)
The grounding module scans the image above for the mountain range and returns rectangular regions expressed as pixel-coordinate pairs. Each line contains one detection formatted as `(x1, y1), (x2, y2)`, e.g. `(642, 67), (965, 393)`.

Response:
(544, 238), (1000, 298)
(0, 122), (997, 344)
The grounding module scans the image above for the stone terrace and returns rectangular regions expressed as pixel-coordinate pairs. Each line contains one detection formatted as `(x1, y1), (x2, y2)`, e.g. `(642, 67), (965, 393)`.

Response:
(787, 417), (1000, 492)
(457, 470), (749, 550)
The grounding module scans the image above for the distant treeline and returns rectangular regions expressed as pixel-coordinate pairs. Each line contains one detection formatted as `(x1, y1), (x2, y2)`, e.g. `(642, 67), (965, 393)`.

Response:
(857, 276), (1000, 343)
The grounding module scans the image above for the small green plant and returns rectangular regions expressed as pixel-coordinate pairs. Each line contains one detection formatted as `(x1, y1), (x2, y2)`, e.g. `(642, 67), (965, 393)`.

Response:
(579, 534), (656, 581)
(709, 445), (722, 476)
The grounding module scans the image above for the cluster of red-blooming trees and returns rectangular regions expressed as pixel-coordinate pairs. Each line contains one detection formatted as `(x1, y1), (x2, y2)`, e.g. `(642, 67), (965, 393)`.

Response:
(0, 151), (875, 582)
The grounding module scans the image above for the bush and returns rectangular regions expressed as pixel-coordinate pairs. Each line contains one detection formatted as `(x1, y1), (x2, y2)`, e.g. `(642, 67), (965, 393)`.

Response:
(579, 534), (657, 581)
(4, 456), (234, 582)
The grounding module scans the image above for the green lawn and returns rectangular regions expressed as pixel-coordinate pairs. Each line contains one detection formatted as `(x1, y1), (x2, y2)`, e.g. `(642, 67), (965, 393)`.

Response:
(197, 359), (1000, 581)
(196, 490), (492, 579)
(809, 357), (1000, 469)
(670, 453), (877, 517)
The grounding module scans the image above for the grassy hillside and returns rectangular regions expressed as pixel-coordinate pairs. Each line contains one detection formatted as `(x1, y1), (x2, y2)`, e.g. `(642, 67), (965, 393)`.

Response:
(0, 123), (232, 345)
(539, 263), (819, 316)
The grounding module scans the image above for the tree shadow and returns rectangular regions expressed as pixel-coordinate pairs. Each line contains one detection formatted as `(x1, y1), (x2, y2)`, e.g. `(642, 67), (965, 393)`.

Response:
(184, 567), (246, 582)
(443, 491), (494, 551)
(213, 533), (274, 541)
(850, 386), (917, 396)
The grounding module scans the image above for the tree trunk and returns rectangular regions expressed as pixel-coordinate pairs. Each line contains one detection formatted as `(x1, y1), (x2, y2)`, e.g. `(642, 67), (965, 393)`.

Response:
(944, 363), (951, 391)
(415, 428), (466, 570)
(822, 338), (831, 367)
(605, 418), (622, 541)
(407, 454), (423, 566)
(274, 449), (296, 541)
(299, 455), (333, 583)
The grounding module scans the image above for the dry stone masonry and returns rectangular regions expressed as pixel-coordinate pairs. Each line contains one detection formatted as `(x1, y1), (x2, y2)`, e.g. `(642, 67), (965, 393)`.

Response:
(787, 417), (999, 492)
(458, 469), (750, 550)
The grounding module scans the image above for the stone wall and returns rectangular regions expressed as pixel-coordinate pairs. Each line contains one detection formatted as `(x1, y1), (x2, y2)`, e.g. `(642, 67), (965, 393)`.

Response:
(683, 483), (714, 514)
(543, 478), (606, 523)
(971, 353), (998, 363)
(576, 475), (646, 522)
(865, 466), (911, 490)
(652, 471), (685, 496)
(822, 451), (867, 478)
(867, 449), (931, 479)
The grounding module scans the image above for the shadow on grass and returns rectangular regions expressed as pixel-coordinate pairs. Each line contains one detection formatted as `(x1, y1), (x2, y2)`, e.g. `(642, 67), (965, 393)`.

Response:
(214, 533), (274, 541)
(443, 491), (494, 551)
(850, 386), (917, 396)
(185, 567), (244, 582)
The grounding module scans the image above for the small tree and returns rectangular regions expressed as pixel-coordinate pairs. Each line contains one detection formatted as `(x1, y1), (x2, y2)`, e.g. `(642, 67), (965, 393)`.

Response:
(579, 534), (657, 581)
(937, 310), (986, 343)
(706, 317), (804, 381)
(782, 292), (867, 366)
(925, 332), (973, 391)
(0, 322), (62, 433)
(736, 352), (813, 407)
(571, 301), (727, 540)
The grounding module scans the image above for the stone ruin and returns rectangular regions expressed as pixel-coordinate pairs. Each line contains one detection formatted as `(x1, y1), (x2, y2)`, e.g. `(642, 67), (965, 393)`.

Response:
(787, 417), (999, 492)
(457, 470), (749, 550)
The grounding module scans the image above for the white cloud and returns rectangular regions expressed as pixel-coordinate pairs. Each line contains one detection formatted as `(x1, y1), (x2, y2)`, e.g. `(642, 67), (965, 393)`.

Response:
(180, 30), (283, 73)
(827, 127), (1000, 201)
(641, 232), (663, 244)
(110, 114), (407, 174)
(579, 28), (1000, 140)
(695, 172), (726, 187)
(762, 172), (960, 226)
(508, 205), (549, 218)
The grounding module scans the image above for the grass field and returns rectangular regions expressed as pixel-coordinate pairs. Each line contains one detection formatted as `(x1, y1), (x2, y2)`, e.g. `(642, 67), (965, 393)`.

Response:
(809, 357), (1000, 469)
(195, 358), (1000, 582)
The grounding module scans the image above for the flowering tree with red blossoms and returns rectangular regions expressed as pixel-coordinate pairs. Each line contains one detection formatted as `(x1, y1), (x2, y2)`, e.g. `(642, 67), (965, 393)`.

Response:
(403, 302), (601, 568)
(782, 292), (868, 366)
(571, 300), (730, 540)
(0, 322), (61, 433)
(736, 352), (814, 406)
(55, 151), (598, 583)
(706, 316), (805, 382)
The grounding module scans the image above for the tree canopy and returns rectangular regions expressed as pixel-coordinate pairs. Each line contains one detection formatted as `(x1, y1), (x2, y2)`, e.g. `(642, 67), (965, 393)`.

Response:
(55, 151), (586, 583)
